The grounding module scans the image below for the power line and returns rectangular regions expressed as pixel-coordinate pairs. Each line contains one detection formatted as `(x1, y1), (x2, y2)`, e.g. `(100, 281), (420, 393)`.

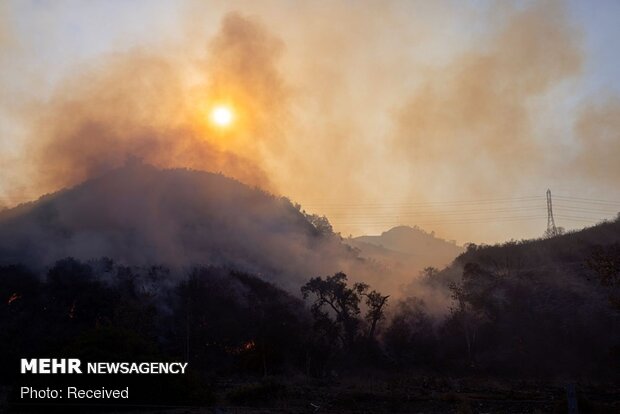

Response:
(301, 191), (618, 232)
(3, 192), (618, 229)
(311, 203), (617, 219)
(336, 215), (548, 225)
(555, 195), (620, 205)
(326, 206), (543, 218)
(300, 196), (544, 208)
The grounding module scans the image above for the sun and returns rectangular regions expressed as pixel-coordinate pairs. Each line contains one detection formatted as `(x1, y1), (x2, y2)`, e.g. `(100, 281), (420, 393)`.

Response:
(210, 105), (234, 127)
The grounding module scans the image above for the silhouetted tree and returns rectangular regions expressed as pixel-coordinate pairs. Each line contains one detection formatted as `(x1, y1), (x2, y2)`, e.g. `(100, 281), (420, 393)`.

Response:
(446, 263), (496, 367)
(301, 272), (388, 348)
(383, 298), (435, 365)
(361, 288), (390, 340)
(587, 243), (620, 312)
(304, 213), (334, 236)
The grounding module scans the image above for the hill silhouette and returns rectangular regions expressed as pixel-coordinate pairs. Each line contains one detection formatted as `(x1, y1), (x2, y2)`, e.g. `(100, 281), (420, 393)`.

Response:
(437, 217), (620, 284)
(349, 225), (462, 271)
(402, 217), (620, 377)
(0, 162), (366, 290)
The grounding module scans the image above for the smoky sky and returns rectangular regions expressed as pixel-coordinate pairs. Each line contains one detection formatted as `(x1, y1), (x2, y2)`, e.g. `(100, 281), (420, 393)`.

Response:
(0, 0), (619, 244)
(392, 1), (582, 195)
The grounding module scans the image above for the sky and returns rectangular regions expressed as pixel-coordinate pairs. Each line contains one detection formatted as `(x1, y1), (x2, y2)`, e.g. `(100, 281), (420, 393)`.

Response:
(1, 0), (619, 245)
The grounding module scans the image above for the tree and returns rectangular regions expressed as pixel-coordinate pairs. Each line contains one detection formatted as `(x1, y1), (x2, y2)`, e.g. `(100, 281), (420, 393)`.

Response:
(420, 266), (443, 288)
(587, 244), (620, 312)
(543, 226), (565, 238)
(383, 298), (435, 365)
(362, 289), (390, 340)
(447, 263), (496, 367)
(301, 273), (388, 348)
(304, 213), (334, 236)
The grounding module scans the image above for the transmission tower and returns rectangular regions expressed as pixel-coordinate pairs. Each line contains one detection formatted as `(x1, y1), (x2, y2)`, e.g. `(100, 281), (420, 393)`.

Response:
(546, 189), (558, 237)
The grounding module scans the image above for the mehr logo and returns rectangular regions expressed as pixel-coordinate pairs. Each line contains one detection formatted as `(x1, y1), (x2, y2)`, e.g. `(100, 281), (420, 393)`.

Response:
(21, 359), (82, 374)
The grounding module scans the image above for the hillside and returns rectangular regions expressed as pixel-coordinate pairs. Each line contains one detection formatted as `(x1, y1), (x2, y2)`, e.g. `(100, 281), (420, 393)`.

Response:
(0, 162), (367, 291)
(438, 217), (620, 283)
(347, 225), (463, 277)
(409, 218), (620, 377)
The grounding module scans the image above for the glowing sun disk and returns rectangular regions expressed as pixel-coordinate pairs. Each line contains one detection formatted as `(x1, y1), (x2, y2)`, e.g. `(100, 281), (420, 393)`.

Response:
(210, 105), (234, 127)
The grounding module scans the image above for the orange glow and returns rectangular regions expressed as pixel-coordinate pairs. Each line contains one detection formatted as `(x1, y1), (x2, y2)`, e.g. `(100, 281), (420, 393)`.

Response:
(7, 293), (21, 305)
(225, 340), (256, 355)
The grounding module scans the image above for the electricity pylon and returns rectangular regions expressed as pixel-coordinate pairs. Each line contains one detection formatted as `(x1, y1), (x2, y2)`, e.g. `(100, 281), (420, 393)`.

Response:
(546, 189), (558, 237)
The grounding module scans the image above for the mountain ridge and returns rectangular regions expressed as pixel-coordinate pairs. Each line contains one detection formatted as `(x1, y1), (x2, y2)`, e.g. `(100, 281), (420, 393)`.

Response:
(0, 163), (358, 290)
(347, 225), (463, 278)
(0, 164), (467, 295)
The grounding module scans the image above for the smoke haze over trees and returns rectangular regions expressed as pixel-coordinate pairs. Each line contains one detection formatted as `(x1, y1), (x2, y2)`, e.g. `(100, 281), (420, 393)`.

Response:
(1, 166), (619, 378)
(2, 218), (619, 409)
(0, 163), (464, 297)
(0, 164), (618, 410)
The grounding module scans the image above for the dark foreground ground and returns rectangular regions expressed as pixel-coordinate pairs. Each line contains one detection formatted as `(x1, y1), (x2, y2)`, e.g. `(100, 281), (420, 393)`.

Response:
(5, 375), (619, 413)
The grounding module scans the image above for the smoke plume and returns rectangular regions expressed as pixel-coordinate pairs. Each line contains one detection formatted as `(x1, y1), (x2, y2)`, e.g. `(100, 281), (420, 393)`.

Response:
(3, 12), (288, 202)
(391, 1), (582, 197)
(1, 0), (617, 244)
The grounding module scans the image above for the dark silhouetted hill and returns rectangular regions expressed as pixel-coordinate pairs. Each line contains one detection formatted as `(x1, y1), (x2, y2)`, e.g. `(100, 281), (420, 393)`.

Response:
(0, 162), (370, 290)
(405, 218), (620, 377)
(438, 217), (620, 284)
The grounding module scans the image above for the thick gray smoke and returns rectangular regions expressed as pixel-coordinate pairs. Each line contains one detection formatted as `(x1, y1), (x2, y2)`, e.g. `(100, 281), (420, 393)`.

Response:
(0, 1), (617, 288)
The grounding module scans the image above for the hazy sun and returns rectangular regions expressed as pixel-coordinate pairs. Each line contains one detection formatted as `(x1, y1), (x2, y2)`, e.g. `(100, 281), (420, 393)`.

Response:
(210, 105), (234, 127)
